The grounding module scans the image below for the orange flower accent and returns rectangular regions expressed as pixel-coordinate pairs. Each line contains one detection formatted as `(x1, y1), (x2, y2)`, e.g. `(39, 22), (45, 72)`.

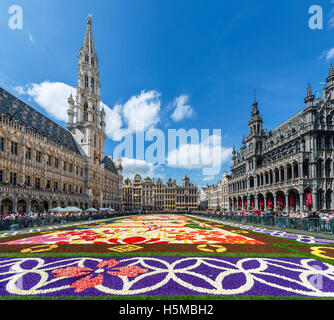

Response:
(51, 259), (148, 293)
(52, 266), (91, 278)
(71, 274), (104, 293)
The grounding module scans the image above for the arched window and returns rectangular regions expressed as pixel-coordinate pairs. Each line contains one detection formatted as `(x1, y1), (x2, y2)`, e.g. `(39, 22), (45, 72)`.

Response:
(325, 159), (332, 178)
(85, 54), (89, 63)
(317, 159), (324, 178)
(325, 136), (331, 149)
(327, 114), (332, 125)
(91, 77), (95, 90)
(84, 103), (88, 121)
(326, 190), (332, 209)
(85, 75), (89, 89)
(317, 189), (324, 210)
(91, 58), (95, 66)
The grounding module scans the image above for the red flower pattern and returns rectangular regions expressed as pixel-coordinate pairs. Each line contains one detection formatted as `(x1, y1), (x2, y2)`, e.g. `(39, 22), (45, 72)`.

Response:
(51, 259), (148, 293)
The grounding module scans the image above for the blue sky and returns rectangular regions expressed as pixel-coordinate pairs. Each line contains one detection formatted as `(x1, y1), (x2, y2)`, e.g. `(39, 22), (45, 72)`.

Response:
(1, 0), (334, 187)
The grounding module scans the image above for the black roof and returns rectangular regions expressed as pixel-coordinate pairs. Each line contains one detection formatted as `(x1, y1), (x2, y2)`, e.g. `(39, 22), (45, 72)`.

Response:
(104, 156), (118, 174)
(0, 87), (82, 154)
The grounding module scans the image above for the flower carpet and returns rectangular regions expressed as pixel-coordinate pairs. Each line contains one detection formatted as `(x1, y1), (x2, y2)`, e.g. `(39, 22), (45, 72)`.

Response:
(0, 214), (333, 299)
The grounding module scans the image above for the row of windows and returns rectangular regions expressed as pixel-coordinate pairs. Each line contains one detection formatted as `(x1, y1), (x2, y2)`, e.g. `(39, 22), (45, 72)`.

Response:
(0, 170), (84, 194)
(0, 141), (19, 155)
(176, 189), (198, 195)
(0, 138), (84, 175)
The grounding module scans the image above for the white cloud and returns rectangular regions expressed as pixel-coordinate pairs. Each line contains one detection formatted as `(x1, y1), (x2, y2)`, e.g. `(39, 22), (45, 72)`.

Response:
(202, 176), (217, 182)
(14, 86), (26, 95)
(122, 157), (163, 180)
(320, 48), (334, 61)
(167, 134), (232, 170)
(121, 90), (161, 133)
(28, 32), (34, 44)
(104, 90), (161, 140)
(15, 82), (75, 122)
(170, 95), (195, 122)
(102, 102), (126, 141)
(14, 81), (162, 141)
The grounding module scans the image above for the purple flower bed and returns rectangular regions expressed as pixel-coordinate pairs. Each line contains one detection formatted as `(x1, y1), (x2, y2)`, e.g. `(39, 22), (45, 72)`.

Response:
(0, 256), (333, 298)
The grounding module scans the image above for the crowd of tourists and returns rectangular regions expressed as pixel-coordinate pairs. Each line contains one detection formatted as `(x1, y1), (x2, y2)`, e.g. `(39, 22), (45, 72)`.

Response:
(198, 209), (334, 221)
(0, 209), (119, 231)
(1, 207), (334, 233)
(194, 209), (334, 233)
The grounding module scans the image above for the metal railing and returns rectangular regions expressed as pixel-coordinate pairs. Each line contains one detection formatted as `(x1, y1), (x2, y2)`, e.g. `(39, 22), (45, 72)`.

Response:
(0, 211), (137, 231)
(192, 213), (334, 235)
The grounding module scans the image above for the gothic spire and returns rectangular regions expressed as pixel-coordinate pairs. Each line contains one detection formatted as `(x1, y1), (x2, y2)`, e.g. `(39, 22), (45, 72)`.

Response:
(251, 89), (260, 118)
(82, 15), (95, 54)
(327, 64), (334, 89)
(68, 15), (105, 161)
(307, 83), (312, 96)
(304, 83), (315, 106)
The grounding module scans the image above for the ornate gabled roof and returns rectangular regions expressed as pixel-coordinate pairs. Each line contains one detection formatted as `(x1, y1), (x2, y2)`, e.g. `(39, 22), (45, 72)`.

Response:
(0, 87), (82, 154)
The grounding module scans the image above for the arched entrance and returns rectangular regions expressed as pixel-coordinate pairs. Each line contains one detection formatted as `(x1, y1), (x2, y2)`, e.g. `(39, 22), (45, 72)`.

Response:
(1, 199), (13, 214)
(42, 201), (49, 212)
(304, 188), (313, 211)
(250, 195), (255, 209)
(51, 201), (58, 208)
(233, 198), (237, 209)
(17, 199), (27, 214)
(30, 200), (39, 213)
(60, 201), (65, 208)
(258, 194), (265, 210)
(92, 200), (98, 209)
(276, 191), (285, 210)
(288, 189), (299, 211)
(266, 193), (274, 210)
(243, 197), (248, 209)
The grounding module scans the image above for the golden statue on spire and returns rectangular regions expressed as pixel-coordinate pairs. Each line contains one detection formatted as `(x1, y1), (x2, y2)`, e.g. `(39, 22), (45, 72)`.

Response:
(87, 14), (92, 25)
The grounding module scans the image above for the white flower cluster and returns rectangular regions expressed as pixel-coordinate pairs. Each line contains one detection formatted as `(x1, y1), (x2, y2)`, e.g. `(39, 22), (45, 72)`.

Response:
(0, 257), (333, 297)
